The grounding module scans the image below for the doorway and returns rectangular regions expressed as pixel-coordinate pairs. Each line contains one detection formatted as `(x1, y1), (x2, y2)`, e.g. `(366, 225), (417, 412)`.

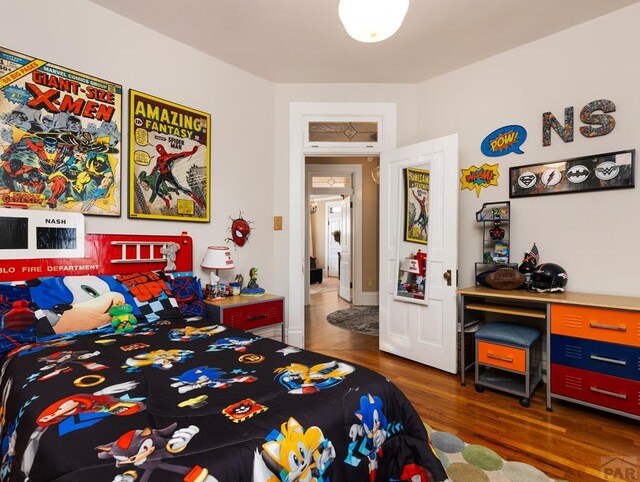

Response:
(304, 157), (380, 348)
(288, 102), (397, 348)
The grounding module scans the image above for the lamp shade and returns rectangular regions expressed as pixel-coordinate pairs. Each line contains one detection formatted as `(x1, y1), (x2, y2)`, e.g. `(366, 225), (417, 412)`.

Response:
(201, 246), (234, 270)
(400, 257), (421, 274)
(339, 0), (410, 43)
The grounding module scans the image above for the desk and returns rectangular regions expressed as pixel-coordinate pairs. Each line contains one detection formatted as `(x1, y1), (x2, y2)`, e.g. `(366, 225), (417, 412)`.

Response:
(458, 286), (640, 419)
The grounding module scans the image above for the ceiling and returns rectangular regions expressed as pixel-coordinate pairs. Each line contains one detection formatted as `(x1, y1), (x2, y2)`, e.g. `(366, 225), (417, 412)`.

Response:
(91, 0), (639, 83)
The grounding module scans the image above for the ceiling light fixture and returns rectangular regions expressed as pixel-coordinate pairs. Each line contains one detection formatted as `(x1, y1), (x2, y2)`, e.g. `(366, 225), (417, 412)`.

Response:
(339, 0), (410, 43)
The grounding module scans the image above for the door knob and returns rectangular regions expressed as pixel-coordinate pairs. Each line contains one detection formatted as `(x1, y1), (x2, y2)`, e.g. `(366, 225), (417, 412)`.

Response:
(443, 270), (452, 286)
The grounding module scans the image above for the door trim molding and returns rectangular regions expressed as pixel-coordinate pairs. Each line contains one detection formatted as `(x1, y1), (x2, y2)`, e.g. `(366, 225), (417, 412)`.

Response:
(288, 103), (397, 348)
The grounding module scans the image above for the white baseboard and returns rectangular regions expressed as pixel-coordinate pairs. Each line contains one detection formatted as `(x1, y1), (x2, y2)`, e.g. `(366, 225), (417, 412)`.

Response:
(358, 291), (379, 306)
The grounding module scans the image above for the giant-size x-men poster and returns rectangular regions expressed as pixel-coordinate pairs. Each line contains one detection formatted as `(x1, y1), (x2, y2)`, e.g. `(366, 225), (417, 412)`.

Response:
(0, 46), (122, 216)
(129, 90), (210, 222)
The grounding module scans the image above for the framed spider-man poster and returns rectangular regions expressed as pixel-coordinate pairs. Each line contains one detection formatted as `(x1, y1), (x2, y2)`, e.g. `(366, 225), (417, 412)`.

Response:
(128, 90), (210, 222)
(404, 167), (429, 244)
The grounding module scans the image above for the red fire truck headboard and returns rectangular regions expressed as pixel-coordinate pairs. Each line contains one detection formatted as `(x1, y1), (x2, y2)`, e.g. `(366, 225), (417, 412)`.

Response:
(0, 233), (193, 283)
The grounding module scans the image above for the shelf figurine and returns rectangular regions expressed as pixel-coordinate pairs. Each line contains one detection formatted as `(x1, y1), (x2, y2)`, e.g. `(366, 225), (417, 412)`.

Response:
(489, 209), (505, 240)
(240, 267), (266, 296)
(519, 243), (539, 289)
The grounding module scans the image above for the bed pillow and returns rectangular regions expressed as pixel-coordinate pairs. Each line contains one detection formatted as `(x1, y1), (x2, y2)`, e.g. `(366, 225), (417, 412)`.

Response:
(0, 284), (38, 356)
(168, 276), (206, 317)
(113, 271), (181, 323)
(29, 275), (139, 336)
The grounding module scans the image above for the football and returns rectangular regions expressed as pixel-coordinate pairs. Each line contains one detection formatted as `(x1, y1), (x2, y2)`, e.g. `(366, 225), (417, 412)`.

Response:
(485, 268), (525, 290)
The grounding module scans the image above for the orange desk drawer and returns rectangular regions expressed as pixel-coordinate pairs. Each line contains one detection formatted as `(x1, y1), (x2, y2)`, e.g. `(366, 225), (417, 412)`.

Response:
(551, 305), (640, 347)
(223, 300), (283, 331)
(477, 341), (526, 373)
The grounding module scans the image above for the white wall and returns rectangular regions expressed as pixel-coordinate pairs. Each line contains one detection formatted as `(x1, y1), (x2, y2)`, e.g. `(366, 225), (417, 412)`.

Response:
(9, 0), (637, 307)
(2, 0), (275, 288)
(417, 3), (640, 296)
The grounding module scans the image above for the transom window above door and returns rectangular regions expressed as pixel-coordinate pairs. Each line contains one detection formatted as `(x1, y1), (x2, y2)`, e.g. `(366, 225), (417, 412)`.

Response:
(304, 116), (381, 150)
(308, 122), (377, 142)
(311, 176), (351, 189)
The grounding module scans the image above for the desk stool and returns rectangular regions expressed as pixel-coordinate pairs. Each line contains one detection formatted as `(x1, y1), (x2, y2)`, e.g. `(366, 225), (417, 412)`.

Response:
(474, 322), (542, 407)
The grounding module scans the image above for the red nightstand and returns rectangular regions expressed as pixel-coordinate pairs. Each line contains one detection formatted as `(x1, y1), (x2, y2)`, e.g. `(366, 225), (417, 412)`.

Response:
(204, 294), (285, 341)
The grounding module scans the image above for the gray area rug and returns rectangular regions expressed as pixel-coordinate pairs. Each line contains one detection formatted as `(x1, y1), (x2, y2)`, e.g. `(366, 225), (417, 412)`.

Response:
(326, 306), (379, 336)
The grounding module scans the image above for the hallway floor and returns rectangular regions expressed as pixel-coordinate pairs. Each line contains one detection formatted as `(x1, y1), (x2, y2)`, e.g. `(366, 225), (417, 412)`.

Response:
(305, 289), (639, 482)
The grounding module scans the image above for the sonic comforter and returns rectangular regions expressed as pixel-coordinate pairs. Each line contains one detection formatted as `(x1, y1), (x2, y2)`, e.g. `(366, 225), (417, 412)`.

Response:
(0, 316), (447, 482)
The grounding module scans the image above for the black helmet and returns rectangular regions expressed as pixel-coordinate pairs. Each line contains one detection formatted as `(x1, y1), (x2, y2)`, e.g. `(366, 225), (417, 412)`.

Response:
(531, 263), (568, 292)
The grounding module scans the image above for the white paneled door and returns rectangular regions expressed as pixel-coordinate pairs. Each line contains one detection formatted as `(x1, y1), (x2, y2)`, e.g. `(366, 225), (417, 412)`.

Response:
(326, 202), (341, 277)
(379, 135), (458, 373)
(338, 196), (352, 302)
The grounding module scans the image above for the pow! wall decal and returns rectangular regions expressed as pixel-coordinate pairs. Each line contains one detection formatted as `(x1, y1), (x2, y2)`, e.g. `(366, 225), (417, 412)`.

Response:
(480, 125), (527, 157)
(460, 163), (500, 198)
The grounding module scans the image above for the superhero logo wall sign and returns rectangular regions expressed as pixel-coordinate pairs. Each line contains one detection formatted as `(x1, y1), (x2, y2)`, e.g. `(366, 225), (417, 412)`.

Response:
(129, 90), (210, 222)
(509, 149), (634, 198)
(0, 46), (122, 216)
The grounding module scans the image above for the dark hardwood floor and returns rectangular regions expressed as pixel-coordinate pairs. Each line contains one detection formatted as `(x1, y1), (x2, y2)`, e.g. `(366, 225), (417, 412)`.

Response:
(305, 289), (639, 482)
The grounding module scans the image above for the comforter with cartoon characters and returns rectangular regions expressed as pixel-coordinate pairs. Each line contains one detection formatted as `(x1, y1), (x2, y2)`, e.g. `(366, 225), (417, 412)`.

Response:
(0, 316), (447, 482)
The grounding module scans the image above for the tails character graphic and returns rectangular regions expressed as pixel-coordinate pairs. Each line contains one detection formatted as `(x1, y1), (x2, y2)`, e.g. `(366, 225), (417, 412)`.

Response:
(253, 417), (335, 482)
(124, 349), (194, 371)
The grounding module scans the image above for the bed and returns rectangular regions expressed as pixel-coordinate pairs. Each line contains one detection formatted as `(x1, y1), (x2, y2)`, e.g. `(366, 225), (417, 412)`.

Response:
(0, 234), (447, 482)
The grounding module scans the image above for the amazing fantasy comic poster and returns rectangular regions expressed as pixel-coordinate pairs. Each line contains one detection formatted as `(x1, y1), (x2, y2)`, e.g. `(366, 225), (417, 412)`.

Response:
(129, 90), (210, 222)
(0, 46), (122, 216)
(405, 167), (430, 244)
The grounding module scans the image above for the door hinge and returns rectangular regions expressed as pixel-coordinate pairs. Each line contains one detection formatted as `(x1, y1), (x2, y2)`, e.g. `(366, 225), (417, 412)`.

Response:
(350, 202), (353, 208)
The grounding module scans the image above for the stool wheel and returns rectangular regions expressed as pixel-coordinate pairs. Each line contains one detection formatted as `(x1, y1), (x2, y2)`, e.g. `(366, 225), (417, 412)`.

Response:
(520, 398), (530, 408)
(475, 383), (485, 393)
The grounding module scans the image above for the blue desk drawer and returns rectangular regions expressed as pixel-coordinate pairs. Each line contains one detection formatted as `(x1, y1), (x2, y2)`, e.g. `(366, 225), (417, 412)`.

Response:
(551, 334), (640, 381)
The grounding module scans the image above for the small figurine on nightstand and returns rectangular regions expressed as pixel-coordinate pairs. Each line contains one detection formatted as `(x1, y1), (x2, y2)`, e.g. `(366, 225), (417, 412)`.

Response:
(240, 267), (266, 297)
(110, 302), (137, 334)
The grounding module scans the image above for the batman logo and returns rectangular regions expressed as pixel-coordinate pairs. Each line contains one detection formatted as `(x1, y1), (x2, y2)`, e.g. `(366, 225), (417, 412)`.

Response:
(517, 171), (536, 189)
(595, 161), (619, 181)
(566, 164), (589, 183)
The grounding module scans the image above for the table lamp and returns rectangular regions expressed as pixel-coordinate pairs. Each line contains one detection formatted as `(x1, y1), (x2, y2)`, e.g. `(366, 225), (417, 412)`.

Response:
(201, 246), (235, 287)
(400, 257), (421, 275)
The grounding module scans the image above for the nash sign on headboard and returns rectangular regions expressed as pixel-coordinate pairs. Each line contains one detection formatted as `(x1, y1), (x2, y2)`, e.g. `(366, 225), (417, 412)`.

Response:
(0, 233), (193, 283)
(0, 210), (85, 259)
